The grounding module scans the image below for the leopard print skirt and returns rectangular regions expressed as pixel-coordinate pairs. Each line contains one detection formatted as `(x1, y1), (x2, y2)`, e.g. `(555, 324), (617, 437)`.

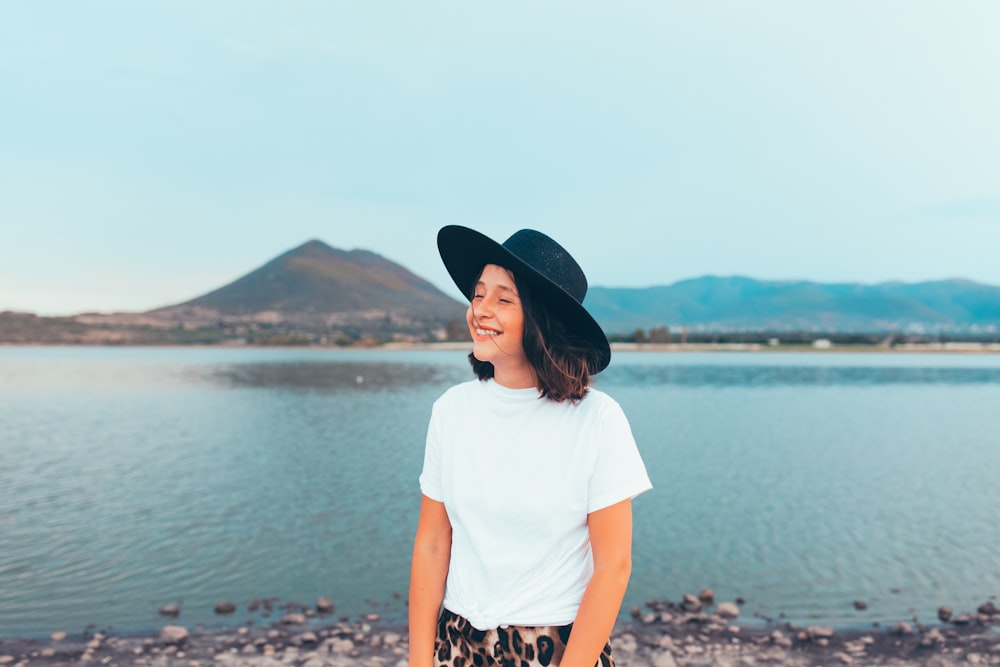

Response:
(434, 608), (614, 667)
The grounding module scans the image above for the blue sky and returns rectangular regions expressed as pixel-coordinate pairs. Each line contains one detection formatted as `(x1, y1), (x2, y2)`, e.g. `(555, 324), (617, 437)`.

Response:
(2, 2), (999, 315)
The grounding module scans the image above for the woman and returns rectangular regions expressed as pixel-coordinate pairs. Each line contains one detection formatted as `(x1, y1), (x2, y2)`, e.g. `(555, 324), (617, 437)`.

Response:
(410, 226), (652, 667)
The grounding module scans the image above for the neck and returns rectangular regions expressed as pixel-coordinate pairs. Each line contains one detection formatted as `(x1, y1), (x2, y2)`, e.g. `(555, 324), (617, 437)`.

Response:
(492, 361), (537, 390)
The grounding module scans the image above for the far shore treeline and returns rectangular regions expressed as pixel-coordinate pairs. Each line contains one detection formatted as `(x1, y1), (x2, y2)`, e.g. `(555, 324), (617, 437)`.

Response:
(2, 239), (1000, 348)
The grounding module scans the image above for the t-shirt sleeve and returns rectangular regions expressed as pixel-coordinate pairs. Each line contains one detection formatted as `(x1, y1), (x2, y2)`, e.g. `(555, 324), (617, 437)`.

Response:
(418, 401), (445, 502)
(587, 398), (652, 513)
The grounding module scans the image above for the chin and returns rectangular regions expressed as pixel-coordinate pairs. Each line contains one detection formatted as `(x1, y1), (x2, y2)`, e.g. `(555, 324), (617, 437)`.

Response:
(470, 345), (496, 364)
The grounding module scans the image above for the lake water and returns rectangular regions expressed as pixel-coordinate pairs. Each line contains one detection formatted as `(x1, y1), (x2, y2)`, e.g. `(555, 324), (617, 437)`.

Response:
(2, 346), (999, 638)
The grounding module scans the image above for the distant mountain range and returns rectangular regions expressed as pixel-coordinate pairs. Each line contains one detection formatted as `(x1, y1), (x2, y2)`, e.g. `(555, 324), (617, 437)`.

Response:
(586, 277), (1000, 334)
(3, 240), (999, 345)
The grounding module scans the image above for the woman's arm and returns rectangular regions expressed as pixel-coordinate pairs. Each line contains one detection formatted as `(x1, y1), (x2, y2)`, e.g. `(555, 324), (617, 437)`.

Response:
(408, 494), (453, 667)
(560, 498), (633, 667)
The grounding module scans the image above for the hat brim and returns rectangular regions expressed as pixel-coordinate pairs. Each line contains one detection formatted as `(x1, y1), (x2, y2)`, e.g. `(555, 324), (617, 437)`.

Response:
(437, 225), (611, 373)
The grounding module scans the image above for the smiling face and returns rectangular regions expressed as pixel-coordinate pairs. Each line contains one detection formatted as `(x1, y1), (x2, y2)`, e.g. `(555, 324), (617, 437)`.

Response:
(467, 264), (535, 388)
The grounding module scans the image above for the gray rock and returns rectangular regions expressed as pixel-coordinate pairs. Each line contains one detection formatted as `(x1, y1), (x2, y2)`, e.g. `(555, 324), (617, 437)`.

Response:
(612, 633), (638, 656)
(281, 613), (307, 625)
(383, 632), (401, 647)
(653, 650), (678, 667)
(770, 631), (792, 649)
(807, 625), (835, 639)
(833, 652), (855, 664)
(698, 588), (715, 603)
(925, 658), (956, 667)
(316, 597), (335, 614)
(978, 601), (999, 616)
(890, 621), (913, 635)
(50, 631), (67, 642)
(657, 636), (677, 651)
(853, 600), (868, 610)
(160, 625), (189, 645)
(920, 628), (946, 648)
(938, 606), (954, 622)
(717, 602), (740, 618)
(952, 613), (973, 625)
(682, 593), (702, 612)
(214, 601), (236, 615)
(756, 647), (787, 662)
(159, 603), (180, 617)
(329, 638), (355, 654)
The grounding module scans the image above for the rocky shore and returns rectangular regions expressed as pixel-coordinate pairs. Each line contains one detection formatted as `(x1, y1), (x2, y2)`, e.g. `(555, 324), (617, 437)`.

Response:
(1, 593), (998, 667)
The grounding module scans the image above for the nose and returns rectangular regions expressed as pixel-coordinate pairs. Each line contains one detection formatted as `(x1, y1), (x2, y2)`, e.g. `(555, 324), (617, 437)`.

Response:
(472, 295), (495, 320)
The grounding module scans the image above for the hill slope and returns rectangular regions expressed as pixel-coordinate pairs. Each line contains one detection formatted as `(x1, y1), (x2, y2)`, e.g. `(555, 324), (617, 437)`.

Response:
(149, 240), (465, 337)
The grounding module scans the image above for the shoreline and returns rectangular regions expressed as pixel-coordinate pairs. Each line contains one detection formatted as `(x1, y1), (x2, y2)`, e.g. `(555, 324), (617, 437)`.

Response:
(3, 341), (1000, 353)
(3, 596), (998, 667)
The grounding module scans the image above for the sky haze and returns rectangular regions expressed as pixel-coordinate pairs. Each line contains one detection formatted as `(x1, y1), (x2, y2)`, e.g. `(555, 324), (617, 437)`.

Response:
(2, 2), (999, 315)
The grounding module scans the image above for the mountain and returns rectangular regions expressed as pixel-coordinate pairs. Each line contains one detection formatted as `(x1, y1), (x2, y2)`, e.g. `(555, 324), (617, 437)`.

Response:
(148, 240), (465, 338)
(585, 276), (1000, 334)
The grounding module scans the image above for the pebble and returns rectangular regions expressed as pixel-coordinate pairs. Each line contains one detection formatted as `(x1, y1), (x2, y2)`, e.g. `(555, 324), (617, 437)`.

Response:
(160, 604), (181, 617)
(921, 628), (946, 648)
(653, 650), (678, 667)
(161, 625), (190, 644)
(316, 596), (335, 614)
(214, 602), (236, 615)
(979, 601), (1000, 616)
(939, 606), (954, 622)
(890, 621), (913, 635)
(50, 631), (67, 642)
(716, 602), (740, 618)
(698, 588), (715, 604)
(681, 594), (702, 612)
(329, 638), (355, 655)
(281, 613), (307, 625)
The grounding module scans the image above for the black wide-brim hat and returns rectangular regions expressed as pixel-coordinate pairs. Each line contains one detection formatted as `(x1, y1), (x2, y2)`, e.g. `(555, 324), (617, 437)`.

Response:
(437, 225), (612, 373)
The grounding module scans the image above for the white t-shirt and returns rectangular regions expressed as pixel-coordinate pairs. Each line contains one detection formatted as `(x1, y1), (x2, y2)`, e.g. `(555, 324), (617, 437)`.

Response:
(419, 378), (652, 630)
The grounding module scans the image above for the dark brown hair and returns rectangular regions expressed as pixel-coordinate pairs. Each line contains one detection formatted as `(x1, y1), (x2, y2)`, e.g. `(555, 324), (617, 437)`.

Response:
(469, 268), (595, 402)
